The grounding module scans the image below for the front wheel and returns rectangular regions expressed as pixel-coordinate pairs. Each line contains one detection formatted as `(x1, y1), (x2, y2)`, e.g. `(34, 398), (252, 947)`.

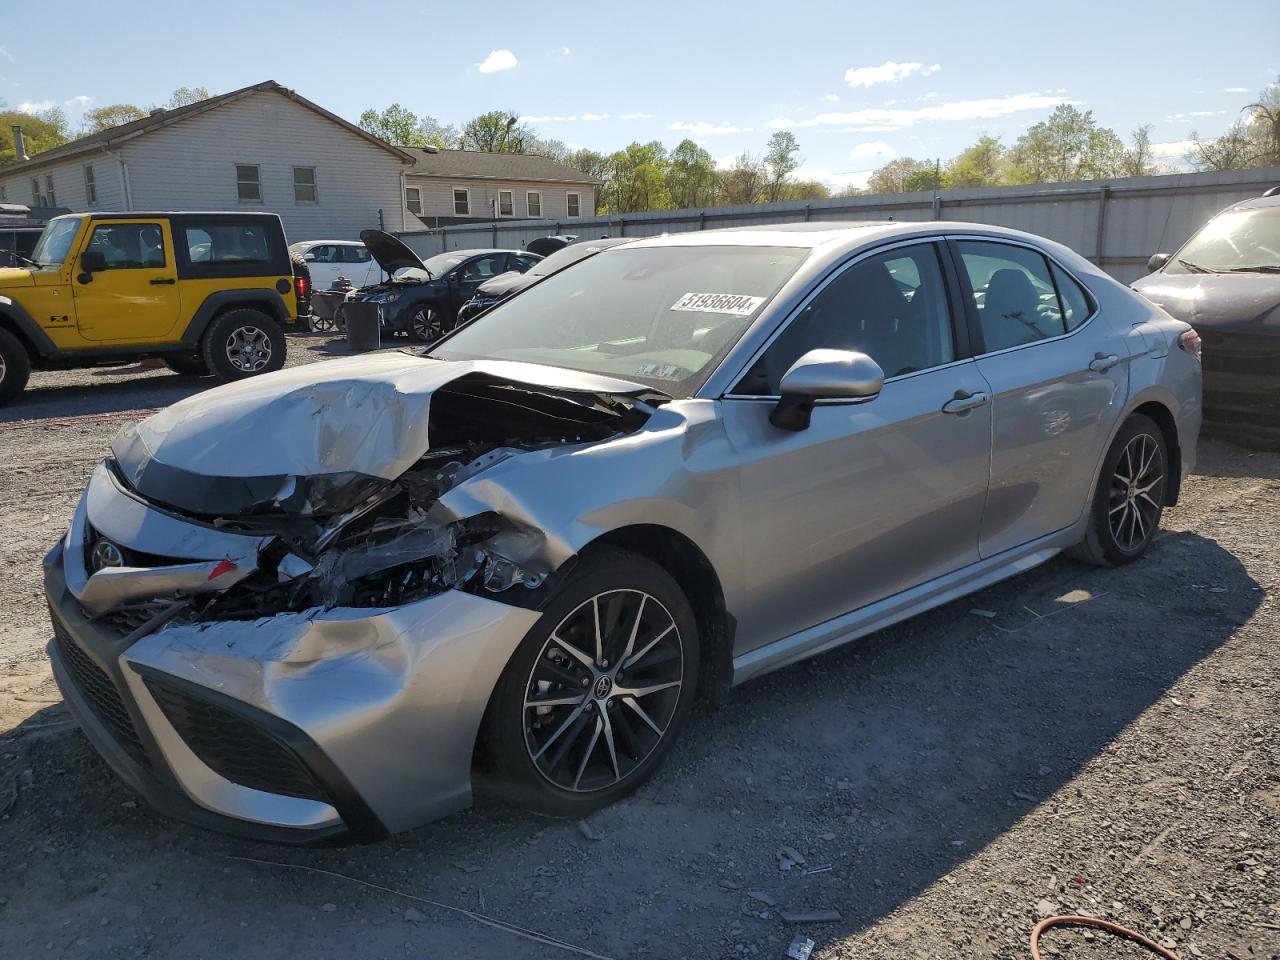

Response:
(408, 306), (444, 343)
(0, 326), (32, 405)
(483, 548), (700, 818)
(201, 309), (287, 383)
(1069, 414), (1169, 566)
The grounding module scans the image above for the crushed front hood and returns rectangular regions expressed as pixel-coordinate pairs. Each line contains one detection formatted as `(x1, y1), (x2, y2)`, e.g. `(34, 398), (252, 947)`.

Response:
(1132, 273), (1280, 330)
(112, 352), (649, 515)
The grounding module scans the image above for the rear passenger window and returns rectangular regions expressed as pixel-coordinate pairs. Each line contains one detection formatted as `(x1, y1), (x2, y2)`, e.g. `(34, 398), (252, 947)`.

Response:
(1050, 261), (1092, 331)
(956, 241), (1068, 353)
(182, 222), (270, 265)
(343, 245), (371, 264)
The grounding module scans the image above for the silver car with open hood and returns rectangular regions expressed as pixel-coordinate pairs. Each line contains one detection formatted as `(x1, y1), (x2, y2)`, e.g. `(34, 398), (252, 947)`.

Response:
(44, 221), (1201, 842)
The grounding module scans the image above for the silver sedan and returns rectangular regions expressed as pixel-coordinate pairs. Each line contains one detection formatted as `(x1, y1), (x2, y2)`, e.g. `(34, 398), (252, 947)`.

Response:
(44, 221), (1201, 841)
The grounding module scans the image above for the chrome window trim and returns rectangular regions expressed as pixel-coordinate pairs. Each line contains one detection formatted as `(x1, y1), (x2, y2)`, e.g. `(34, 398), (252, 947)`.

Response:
(944, 233), (1101, 361)
(713, 236), (960, 401)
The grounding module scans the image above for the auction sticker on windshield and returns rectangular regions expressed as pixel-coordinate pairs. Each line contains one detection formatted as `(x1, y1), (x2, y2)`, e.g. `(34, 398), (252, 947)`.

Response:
(670, 292), (766, 316)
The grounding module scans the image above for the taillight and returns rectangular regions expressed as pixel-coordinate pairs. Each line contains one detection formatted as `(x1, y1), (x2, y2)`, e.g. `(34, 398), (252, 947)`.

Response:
(295, 275), (310, 298)
(1178, 328), (1201, 362)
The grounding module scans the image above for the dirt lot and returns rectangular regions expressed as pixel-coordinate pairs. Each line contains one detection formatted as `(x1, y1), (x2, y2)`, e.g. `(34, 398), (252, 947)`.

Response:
(1, 337), (1277, 960)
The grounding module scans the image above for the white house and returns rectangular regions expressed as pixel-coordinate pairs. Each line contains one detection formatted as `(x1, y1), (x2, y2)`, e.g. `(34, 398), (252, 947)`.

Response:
(0, 81), (598, 241)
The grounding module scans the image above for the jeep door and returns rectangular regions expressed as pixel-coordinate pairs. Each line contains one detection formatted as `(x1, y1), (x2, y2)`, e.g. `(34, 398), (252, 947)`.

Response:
(73, 219), (181, 342)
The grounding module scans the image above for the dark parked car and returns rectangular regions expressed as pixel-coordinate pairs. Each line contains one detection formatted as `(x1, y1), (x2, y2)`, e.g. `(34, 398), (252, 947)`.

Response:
(0, 225), (43, 268)
(456, 237), (632, 323)
(1132, 188), (1280, 448)
(339, 231), (539, 341)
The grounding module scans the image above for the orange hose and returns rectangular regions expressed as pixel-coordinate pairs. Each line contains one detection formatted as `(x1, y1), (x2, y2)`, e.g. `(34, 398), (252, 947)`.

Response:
(1031, 915), (1181, 960)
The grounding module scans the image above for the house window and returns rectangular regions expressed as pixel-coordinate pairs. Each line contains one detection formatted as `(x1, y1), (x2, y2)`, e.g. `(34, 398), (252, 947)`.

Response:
(497, 190), (514, 217)
(31, 178), (39, 206)
(453, 188), (470, 216)
(84, 165), (97, 204)
(567, 192), (581, 218)
(293, 166), (317, 203)
(405, 186), (423, 215)
(235, 164), (262, 202)
(526, 191), (542, 218)
(45, 175), (55, 207)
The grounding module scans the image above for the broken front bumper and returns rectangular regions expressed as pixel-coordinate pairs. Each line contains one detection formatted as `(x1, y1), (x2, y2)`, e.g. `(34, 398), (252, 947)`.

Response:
(44, 466), (541, 842)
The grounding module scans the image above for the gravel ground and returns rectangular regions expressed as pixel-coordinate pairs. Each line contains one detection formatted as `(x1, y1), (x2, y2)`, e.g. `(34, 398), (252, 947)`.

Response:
(0, 339), (1276, 960)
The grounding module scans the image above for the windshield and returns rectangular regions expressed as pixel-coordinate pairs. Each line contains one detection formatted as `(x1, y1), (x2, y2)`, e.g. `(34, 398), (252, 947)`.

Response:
(30, 217), (83, 267)
(432, 244), (809, 397)
(419, 252), (465, 278)
(1168, 206), (1280, 273)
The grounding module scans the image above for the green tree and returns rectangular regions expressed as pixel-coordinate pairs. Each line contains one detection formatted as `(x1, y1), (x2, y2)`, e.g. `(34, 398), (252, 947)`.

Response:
(763, 130), (802, 202)
(1008, 104), (1127, 182)
(945, 136), (1006, 187)
(867, 157), (937, 193)
(167, 86), (210, 108)
(666, 139), (718, 208)
(83, 103), (147, 133)
(459, 111), (534, 153)
(1242, 79), (1280, 166)
(1118, 125), (1163, 178)
(604, 141), (670, 213)
(0, 107), (70, 165)
(777, 179), (831, 201)
(563, 147), (610, 183)
(358, 103), (456, 148)
(719, 151), (768, 205)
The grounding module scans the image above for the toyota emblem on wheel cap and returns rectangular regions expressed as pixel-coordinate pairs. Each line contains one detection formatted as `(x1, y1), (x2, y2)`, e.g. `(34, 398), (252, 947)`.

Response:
(91, 539), (125, 572)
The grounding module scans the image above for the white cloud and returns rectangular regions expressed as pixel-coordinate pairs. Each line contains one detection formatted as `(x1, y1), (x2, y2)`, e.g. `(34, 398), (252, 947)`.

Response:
(520, 114), (576, 123)
(0, 45), (14, 64)
(1224, 86), (1248, 93)
(561, 47), (571, 56)
(770, 92), (1071, 131)
(848, 140), (897, 161)
(824, 93), (840, 103)
(1150, 139), (1197, 158)
(619, 112), (656, 120)
(581, 112), (609, 121)
(669, 120), (752, 136)
(844, 60), (940, 88)
(477, 49), (518, 73)
(1165, 109), (1224, 121)
(795, 166), (874, 191)
(17, 100), (55, 113)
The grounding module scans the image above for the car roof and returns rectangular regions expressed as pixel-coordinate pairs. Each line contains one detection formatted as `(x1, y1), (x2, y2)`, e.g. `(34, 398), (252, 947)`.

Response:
(292, 239), (366, 246)
(1228, 193), (1280, 211)
(433, 248), (526, 257)
(55, 211), (283, 220)
(621, 220), (1074, 253)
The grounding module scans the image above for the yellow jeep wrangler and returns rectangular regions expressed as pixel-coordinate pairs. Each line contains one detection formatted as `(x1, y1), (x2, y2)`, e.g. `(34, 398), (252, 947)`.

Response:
(0, 211), (303, 404)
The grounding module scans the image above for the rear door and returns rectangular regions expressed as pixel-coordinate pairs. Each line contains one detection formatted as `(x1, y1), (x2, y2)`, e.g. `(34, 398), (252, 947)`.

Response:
(948, 237), (1129, 557)
(72, 219), (181, 342)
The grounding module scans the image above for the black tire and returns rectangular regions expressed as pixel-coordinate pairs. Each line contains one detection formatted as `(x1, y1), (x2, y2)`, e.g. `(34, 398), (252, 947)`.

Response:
(201, 309), (287, 383)
(0, 326), (32, 405)
(483, 547), (700, 818)
(1068, 414), (1169, 567)
(163, 353), (211, 377)
(407, 305), (445, 343)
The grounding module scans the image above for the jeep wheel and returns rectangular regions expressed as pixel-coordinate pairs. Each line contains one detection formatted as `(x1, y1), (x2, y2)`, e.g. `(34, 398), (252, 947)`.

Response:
(0, 327), (32, 405)
(202, 309), (287, 383)
(163, 353), (212, 377)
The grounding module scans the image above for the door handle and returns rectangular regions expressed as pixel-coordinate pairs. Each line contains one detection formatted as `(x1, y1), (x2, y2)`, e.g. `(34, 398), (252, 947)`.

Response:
(149, 277), (176, 285)
(1088, 353), (1120, 372)
(941, 390), (990, 414)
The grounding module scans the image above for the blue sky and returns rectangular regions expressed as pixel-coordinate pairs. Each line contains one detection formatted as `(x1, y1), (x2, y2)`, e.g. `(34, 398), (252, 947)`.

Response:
(3, 0), (1276, 189)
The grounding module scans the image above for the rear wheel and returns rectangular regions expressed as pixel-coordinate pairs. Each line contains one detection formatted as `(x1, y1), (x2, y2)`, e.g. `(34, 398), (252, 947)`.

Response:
(1069, 414), (1168, 566)
(484, 548), (699, 818)
(0, 327), (32, 405)
(201, 309), (287, 383)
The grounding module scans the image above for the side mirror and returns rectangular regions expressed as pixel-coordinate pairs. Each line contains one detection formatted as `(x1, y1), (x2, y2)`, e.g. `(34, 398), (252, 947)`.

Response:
(1147, 253), (1170, 273)
(770, 349), (885, 431)
(78, 249), (107, 283)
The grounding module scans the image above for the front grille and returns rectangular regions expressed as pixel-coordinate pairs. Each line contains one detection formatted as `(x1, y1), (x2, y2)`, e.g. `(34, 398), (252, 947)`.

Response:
(52, 618), (150, 769)
(97, 603), (172, 638)
(143, 676), (328, 802)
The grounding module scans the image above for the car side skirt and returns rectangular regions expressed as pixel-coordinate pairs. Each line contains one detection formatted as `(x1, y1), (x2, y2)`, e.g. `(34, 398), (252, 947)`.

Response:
(731, 521), (1085, 685)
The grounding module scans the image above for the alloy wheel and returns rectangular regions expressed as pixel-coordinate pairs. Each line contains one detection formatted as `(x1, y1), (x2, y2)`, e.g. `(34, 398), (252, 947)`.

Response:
(411, 308), (442, 342)
(225, 325), (272, 372)
(0, 352), (6, 385)
(1108, 432), (1164, 552)
(523, 589), (684, 793)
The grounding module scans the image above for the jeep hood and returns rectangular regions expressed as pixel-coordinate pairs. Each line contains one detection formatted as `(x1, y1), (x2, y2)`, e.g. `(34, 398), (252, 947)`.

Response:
(0, 268), (35, 289)
(111, 352), (651, 516)
(359, 229), (428, 275)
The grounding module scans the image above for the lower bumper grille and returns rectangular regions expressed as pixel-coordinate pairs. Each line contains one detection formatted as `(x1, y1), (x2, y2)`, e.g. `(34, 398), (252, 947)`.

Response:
(52, 618), (150, 769)
(143, 676), (328, 802)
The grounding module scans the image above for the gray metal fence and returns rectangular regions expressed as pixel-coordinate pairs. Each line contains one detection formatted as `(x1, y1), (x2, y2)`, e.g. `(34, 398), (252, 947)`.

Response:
(396, 166), (1280, 284)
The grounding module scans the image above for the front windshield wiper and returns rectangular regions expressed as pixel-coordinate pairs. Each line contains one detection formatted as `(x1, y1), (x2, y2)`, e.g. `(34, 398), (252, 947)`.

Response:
(1224, 264), (1280, 274)
(1177, 259), (1217, 274)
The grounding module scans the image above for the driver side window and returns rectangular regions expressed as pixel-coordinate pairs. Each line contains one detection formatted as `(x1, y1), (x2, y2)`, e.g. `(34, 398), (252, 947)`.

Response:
(736, 243), (955, 395)
(461, 254), (505, 281)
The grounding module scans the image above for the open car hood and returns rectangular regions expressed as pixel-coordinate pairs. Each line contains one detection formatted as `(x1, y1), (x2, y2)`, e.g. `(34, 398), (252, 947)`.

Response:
(359, 229), (428, 275)
(111, 353), (650, 516)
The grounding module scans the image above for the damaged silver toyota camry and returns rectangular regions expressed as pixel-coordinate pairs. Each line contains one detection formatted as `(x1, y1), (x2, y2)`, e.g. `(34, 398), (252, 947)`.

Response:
(45, 222), (1201, 842)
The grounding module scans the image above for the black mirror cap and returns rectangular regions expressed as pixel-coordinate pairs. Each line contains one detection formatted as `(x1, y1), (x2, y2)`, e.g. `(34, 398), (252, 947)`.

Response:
(1147, 253), (1171, 273)
(80, 249), (108, 273)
